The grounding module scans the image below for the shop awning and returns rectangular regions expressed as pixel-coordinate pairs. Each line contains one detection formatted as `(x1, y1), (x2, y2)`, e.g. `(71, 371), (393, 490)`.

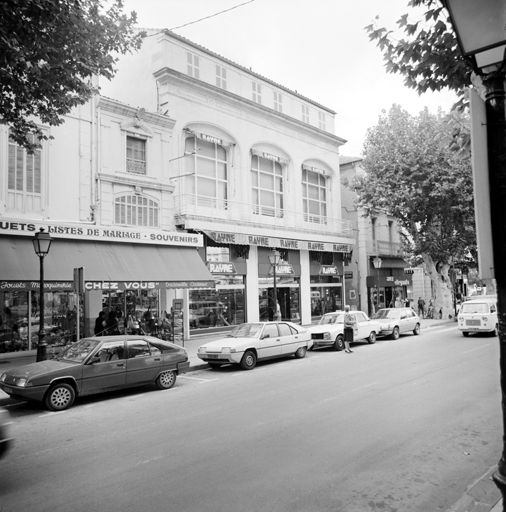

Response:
(372, 257), (409, 269)
(0, 238), (215, 290)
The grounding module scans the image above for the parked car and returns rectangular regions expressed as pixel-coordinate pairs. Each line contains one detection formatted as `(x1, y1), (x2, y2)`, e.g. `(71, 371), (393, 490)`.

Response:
(0, 407), (12, 459)
(372, 308), (421, 339)
(197, 321), (311, 370)
(458, 297), (498, 337)
(306, 310), (381, 350)
(0, 335), (190, 411)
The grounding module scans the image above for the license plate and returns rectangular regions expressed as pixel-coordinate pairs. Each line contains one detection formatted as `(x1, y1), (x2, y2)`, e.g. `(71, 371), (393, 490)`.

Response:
(467, 320), (480, 326)
(207, 355), (219, 359)
(2, 386), (13, 394)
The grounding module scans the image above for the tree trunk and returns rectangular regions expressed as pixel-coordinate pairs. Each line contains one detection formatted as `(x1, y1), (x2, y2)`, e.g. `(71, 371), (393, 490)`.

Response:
(422, 254), (455, 319)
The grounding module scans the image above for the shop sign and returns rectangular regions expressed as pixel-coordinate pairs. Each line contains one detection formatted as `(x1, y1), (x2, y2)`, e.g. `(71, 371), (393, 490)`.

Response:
(204, 229), (353, 253)
(206, 261), (237, 275)
(0, 218), (203, 247)
(319, 265), (339, 276)
(366, 275), (412, 287)
(345, 271), (353, 279)
(85, 280), (215, 291)
(269, 264), (294, 275)
(0, 281), (73, 291)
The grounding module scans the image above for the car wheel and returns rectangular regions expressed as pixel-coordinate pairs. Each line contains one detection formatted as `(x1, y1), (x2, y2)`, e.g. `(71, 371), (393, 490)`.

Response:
(391, 327), (400, 340)
(208, 362), (222, 369)
(156, 370), (176, 390)
(463, 332), (469, 337)
(334, 335), (344, 351)
(367, 331), (376, 344)
(294, 346), (307, 358)
(44, 383), (75, 411)
(240, 350), (257, 370)
(413, 323), (421, 335)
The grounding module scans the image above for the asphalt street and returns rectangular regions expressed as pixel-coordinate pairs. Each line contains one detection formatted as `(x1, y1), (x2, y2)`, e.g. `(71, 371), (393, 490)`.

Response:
(0, 323), (503, 512)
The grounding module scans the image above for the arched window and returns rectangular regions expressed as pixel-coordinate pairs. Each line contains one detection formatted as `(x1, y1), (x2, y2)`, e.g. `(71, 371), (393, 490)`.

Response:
(251, 154), (283, 218)
(114, 195), (159, 227)
(302, 168), (327, 223)
(185, 136), (227, 208)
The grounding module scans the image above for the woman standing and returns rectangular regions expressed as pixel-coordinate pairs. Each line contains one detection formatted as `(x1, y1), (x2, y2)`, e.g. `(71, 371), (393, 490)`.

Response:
(343, 305), (355, 353)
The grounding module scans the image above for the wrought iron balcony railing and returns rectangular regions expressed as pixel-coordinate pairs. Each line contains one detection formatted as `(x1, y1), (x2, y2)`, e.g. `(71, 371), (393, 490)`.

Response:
(173, 194), (353, 238)
(366, 239), (404, 257)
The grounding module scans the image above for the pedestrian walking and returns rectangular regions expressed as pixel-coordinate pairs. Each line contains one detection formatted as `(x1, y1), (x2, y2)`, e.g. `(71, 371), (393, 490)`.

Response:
(417, 297), (425, 318)
(343, 305), (355, 353)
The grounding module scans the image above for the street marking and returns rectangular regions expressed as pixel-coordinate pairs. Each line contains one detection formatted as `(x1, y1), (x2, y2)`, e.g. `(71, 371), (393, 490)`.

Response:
(38, 411), (65, 418)
(179, 375), (216, 382)
(463, 345), (490, 354)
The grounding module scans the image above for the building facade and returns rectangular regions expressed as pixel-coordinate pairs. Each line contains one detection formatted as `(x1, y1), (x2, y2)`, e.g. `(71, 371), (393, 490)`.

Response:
(100, 30), (355, 332)
(339, 156), (412, 316)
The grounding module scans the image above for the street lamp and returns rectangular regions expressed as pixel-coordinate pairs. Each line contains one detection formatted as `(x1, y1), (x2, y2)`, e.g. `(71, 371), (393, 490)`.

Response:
(269, 250), (281, 321)
(443, 0), (506, 501)
(372, 256), (382, 310)
(32, 228), (52, 362)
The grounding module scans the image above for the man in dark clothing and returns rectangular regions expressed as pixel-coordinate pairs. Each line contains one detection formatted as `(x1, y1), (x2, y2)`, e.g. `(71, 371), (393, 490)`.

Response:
(417, 297), (425, 318)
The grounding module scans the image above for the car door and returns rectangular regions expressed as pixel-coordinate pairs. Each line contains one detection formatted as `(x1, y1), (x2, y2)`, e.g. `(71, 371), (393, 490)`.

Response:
(257, 323), (282, 359)
(399, 308), (409, 333)
(404, 309), (417, 331)
(278, 322), (299, 355)
(81, 340), (127, 394)
(125, 339), (163, 385)
(354, 312), (369, 340)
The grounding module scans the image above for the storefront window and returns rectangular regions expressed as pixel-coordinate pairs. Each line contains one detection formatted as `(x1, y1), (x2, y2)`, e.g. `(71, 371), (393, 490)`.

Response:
(310, 286), (342, 319)
(189, 283), (245, 330)
(0, 291), (29, 352)
(101, 289), (160, 335)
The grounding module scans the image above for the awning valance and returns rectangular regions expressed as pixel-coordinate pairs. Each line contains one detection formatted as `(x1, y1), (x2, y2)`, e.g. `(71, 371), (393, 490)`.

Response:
(251, 149), (290, 165)
(302, 164), (331, 177)
(0, 238), (215, 290)
(371, 256), (408, 269)
(184, 128), (234, 147)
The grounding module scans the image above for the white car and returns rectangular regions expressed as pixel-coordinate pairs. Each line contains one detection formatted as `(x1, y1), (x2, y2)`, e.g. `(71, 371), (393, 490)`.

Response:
(197, 322), (311, 370)
(306, 311), (381, 351)
(372, 308), (421, 339)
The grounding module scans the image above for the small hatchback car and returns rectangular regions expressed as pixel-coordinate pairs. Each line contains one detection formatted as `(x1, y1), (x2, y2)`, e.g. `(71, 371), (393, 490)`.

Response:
(0, 335), (189, 411)
(373, 308), (421, 339)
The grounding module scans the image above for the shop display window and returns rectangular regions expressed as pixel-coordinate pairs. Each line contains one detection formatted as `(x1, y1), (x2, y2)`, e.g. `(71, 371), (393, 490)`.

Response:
(189, 287), (245, 330)
(258, 278), (300, 323)
(310, 286), (342, 319)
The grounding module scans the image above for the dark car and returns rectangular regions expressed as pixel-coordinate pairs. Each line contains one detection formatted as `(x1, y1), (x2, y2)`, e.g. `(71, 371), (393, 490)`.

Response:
(0, 335), (190, 411)
(0, 407), (12, 459)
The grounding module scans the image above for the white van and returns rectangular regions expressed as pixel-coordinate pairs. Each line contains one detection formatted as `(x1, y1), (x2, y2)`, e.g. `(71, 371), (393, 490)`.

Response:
(457, 297), (498, 337)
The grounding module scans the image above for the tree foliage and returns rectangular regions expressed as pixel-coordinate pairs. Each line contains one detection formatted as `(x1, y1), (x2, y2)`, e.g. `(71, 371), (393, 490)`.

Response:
(352, 105), (475, 314)
(0, 0), (145, 152)
(365, 0), (471, 98)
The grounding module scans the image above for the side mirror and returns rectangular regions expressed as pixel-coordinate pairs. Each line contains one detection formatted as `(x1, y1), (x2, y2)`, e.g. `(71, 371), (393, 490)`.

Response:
(262, 334), (270, 339)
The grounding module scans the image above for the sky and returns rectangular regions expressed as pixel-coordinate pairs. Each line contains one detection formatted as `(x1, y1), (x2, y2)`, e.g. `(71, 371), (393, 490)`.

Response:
(120, 0), (458, 157)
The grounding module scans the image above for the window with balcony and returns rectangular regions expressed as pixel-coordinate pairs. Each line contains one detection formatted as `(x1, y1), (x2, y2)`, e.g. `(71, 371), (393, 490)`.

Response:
(302, 169), (327, 223)
(7, 131), (42, 212)
(252, 82), (262, 104)
(187, 52), (200, 78)
(273, 91), (283, 112)
(126, 136), (146, 175)
(251, 154), (283, 217)
(185, 136), (228, 208)
(216, 65), (227, 89)
(114, 195), (159, 227)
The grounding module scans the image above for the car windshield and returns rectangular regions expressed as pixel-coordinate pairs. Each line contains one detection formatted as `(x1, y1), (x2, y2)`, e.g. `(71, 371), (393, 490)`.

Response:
(227, 323), (263, 338)
(319, 313), (344, 325)
(373, 309), (399, 320)
(57, 339), (101, 363)
(460, 303), (490, 314)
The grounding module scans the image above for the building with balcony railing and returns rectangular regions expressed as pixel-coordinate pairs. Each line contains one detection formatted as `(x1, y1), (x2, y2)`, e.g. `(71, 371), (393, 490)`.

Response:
(339, 156), (411, 316)
(100, 29), (355, 329)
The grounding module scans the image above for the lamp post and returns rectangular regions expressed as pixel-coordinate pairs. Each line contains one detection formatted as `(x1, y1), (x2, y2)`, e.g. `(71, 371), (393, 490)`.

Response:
(269, 250), (281, 321)
(32, 228), (52, 362)
(372, 256), (382, 310)
(443, 0), (506, 502)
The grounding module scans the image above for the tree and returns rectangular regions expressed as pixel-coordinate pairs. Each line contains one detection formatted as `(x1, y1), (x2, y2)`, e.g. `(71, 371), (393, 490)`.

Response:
(0, 0), (145, 152)
(351, 104), (475, 318)
(365, 0), (471, 98)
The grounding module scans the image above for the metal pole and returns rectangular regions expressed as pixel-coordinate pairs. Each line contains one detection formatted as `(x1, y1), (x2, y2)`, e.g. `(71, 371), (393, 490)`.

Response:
(483, 72), (506, 504)
(36, 255), (47, 362)
(273, 263), (277, 321)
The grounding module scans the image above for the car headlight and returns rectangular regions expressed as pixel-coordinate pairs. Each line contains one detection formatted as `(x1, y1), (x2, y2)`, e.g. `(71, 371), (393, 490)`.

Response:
(197, 347), (206, 354)
(221, 347), (236, 354)
(381, 324), (391, 331)
(0, 373), (6, 383)
(323, 332), (331, 340)
(15, 378), (32, 388)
